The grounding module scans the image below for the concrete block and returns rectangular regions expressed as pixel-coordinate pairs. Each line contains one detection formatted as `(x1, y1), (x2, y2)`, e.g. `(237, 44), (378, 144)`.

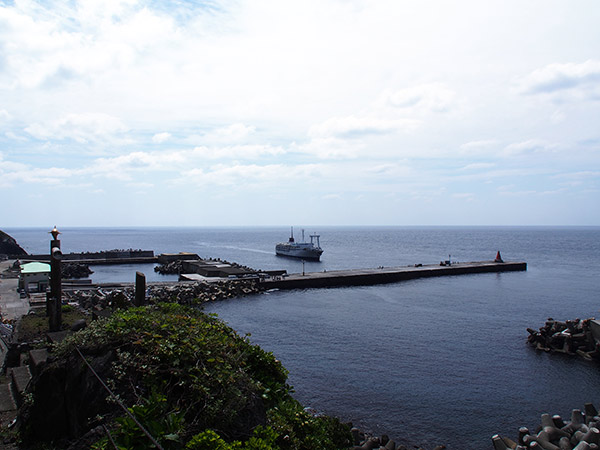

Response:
(0, 383), (16, 412)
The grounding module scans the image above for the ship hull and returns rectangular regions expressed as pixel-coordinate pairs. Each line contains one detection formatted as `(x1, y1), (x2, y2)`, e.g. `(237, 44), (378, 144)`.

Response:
(275, 244), (323, 260)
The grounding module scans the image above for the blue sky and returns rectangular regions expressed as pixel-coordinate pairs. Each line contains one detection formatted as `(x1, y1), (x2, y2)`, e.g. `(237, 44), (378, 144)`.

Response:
(1, 0), (599, 226)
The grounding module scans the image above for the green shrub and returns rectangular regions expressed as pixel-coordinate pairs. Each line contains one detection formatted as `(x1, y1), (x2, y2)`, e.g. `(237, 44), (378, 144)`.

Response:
(91, 391), (184, 450)
(185, 427), (278, 450)
(267, 399), (352, 450)
(50, 303), (351, 450)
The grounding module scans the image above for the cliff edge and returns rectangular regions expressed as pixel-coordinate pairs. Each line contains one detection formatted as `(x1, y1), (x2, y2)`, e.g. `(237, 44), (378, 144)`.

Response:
(0, 230), (27, 256)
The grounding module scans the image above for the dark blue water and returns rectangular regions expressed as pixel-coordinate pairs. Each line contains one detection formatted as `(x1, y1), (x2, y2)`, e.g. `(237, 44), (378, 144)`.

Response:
(5, 226), (600, 449)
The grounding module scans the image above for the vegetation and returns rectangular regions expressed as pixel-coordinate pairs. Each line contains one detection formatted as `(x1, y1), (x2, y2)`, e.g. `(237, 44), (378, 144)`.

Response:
(16, 304), (86, 342)
(25, 303), (351, 449)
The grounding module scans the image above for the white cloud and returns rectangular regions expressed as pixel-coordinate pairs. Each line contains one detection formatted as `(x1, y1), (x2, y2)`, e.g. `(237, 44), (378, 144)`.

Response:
(152, 132), (171, 143)
(0, 163), (77, 187)
(191, 144), (284, 160)
(203, 123), (256, 143)
(460, 163), (496, 171)
(384, 83), (457, 113)
(293, 137), (362, 160)
(180, 163), (326, 190)
(0, 0), (181, 90)
(88, 149), (187, 179)
(308, 116), (419, 139)
(518, 60), (600, 98)
(496, 185), (538, 196)
(502, 139), (557, 157)
(0, 155), (28, 173)
(452, 193), (475, 200)
(1, 0), (600, 225)
(4, 131), (28, 141)
(128, 181), (154, 190)
(25, 113), (129, 144)
(458, 140), (499, 157)
(460, 140), (497, 151)
(322, 193), (341, 200)
(76, 144), (286, 183)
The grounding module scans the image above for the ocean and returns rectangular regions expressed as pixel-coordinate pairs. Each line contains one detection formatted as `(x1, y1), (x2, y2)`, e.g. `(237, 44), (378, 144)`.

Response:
(5, 226), (600, 449)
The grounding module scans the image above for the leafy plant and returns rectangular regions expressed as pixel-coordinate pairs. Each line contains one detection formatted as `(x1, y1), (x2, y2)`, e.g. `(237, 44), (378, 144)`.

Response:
(185, 427), (278, 450)
(92, 391), (184, 450)
(46, 303), (351, 450)
(267, 399), (352, 450)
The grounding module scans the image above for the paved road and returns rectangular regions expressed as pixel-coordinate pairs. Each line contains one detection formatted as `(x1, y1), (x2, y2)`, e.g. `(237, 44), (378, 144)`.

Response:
(0, 260), (29, 321)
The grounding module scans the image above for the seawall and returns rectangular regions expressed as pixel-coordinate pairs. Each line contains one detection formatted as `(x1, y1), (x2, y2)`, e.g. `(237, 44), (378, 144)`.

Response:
(260, 260), (527, 290)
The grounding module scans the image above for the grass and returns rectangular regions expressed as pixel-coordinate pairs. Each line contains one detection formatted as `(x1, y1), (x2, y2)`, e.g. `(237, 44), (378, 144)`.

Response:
(16, 305), (87, 343)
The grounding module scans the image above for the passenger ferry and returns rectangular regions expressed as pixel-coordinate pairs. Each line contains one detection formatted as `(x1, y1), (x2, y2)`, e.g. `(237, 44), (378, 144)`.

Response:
(275, 228), (323, 261)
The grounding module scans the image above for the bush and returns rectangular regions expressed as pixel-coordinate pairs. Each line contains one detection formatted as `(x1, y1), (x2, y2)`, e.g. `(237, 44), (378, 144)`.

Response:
(40, 303), (352, 449)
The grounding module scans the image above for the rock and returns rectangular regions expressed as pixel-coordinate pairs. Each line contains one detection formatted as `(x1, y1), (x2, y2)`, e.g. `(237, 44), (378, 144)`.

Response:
(70, 319), (87, 332)
(154, 260), (185, 274)
(0, 230), (27, 256)
(62, 263), (93, 279)
(19, 349), (118, 445)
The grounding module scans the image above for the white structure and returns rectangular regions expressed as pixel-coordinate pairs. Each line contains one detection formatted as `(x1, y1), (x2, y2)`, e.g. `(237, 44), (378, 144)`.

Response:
(19, 262), (51, 293)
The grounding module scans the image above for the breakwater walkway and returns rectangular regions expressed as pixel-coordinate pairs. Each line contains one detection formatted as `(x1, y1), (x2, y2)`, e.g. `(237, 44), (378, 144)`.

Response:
(260, 260), (527, 290)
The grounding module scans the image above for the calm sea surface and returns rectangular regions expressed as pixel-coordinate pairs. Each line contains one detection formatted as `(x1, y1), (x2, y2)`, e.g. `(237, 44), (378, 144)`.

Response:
(5, 226), (600, 449)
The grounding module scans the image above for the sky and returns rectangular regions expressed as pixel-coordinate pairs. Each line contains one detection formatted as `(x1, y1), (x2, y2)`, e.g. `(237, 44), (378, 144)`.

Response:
(1, 0), (599, 227)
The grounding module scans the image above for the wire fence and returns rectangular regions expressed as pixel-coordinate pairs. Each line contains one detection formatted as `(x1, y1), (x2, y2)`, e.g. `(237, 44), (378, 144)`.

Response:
(75, 346), (165, 450)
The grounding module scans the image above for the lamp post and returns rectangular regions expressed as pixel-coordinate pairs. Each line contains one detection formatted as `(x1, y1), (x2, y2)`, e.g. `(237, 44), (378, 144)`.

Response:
(48, 226), (63, 331)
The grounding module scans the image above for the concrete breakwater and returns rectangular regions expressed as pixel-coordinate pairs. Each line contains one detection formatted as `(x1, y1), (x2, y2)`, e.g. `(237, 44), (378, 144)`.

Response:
(527, 317), (600, 360)
(22, 249), (157, 265)
(493, 402), (600, 450)
(62, 279), (265, 310)
(261, 260), (527, 290)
